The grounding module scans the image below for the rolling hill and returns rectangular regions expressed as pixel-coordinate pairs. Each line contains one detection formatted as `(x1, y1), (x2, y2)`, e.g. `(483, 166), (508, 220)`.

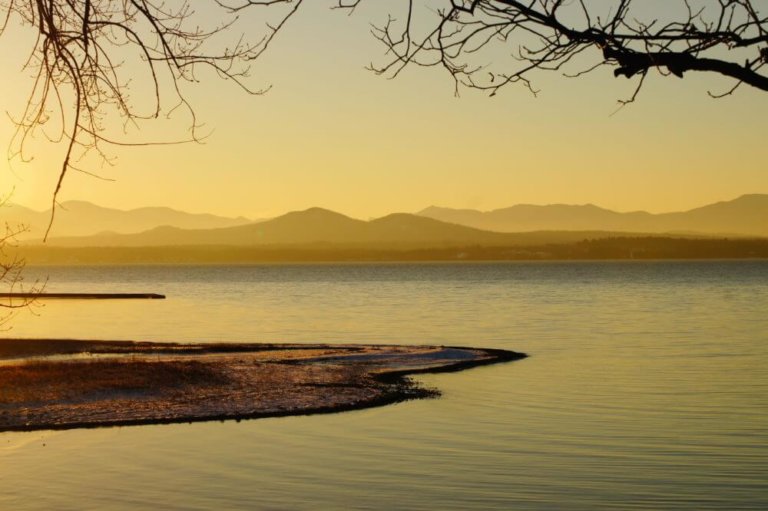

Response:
(40, 207), (657, 248)
(417, 194), (768, 237)
(3, 201), (253, 239)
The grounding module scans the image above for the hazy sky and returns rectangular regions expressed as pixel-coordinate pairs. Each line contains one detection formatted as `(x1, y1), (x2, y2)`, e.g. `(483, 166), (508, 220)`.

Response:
(1, 1), (766, 220)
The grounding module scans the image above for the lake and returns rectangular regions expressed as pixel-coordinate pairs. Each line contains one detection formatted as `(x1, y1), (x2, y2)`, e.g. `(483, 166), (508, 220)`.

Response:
(1, 261), (767, 510)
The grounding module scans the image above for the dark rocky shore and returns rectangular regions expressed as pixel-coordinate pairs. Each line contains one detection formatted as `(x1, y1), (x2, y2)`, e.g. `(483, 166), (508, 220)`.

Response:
(0, 339), (526, 433)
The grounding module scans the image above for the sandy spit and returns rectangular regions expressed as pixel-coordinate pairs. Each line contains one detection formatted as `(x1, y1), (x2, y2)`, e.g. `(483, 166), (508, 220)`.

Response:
(0, 339), (526, 432)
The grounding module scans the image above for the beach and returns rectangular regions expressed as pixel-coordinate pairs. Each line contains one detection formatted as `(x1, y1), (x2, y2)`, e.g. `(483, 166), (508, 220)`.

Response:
(0, 339), (525, 432)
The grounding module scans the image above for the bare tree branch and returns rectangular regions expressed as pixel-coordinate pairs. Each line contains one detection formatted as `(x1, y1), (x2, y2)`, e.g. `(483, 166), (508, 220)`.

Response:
(0, 195), (44, 328)
(0, 0), (302, 239)
(354, 1), (767, 99)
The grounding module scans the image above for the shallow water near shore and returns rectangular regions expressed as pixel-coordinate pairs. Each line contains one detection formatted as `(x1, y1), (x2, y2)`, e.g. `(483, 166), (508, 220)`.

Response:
(2, 261), (767, 510)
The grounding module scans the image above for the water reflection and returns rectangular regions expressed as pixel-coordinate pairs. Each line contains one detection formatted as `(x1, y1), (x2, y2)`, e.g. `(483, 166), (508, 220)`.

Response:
(2, 261), (767, 509)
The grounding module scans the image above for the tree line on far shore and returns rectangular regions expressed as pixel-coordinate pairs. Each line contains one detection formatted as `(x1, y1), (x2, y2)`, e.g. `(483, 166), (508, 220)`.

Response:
(17, 237), (768, 265)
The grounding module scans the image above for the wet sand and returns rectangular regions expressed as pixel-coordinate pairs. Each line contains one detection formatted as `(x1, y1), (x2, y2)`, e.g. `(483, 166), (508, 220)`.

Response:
(0, 339), (526, 432)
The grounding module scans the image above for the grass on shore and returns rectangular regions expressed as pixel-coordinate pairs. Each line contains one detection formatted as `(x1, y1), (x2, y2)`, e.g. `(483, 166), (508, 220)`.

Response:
(0, 359), (230, 404)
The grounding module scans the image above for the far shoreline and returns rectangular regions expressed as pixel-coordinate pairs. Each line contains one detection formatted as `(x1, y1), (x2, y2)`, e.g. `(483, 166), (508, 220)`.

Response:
(15, 236), (768, 265)
(19, 256), (768, 268)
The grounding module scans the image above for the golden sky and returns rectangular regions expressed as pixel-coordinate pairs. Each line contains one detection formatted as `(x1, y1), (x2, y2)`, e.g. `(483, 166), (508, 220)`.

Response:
(1, 2), (766, 220)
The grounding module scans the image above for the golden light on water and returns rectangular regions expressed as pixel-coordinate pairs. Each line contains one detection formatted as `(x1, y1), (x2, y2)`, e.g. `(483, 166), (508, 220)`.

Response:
(1, 3), (767, 509)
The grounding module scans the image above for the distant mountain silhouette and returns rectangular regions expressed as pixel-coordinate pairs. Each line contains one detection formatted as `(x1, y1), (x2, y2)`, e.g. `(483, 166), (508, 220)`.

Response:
(4, 201), (253, 239)
(41, 207), (659, 248)
(417, 194), (768, 237)
(11, 195), (767, 249)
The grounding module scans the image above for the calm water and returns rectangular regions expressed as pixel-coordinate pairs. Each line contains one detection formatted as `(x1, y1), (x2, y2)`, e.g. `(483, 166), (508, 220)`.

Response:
(1, 261), (767, 510)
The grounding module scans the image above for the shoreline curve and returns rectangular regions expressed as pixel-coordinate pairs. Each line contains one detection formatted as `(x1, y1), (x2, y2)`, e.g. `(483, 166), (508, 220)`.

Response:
(0, 339), (526, 433)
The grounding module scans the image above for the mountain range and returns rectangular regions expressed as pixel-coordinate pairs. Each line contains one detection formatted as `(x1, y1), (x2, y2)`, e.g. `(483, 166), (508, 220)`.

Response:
(4, 201), (252, 239)
(418, 194), (768, 237)
(41, 208), (640, 248)
(6, 194), (767, 249)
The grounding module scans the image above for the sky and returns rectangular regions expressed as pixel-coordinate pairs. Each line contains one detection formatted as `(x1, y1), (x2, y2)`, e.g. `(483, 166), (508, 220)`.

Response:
(1, 1), (766, 220)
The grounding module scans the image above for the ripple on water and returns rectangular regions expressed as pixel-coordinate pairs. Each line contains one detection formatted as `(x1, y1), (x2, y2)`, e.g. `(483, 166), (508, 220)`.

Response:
(1, 261), (767, 510)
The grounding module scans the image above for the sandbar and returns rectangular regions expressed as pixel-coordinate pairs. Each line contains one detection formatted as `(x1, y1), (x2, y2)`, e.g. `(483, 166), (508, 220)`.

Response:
(0, 339), (526, 432)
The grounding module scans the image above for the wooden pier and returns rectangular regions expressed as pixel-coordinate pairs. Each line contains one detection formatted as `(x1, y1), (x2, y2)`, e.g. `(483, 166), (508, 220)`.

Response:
(0, 293), (165, 300)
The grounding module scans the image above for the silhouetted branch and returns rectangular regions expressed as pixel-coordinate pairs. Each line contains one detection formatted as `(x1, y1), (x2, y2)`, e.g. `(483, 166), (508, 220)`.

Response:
(0, 0), (302, 238)
(356, 1), (767, 99)
(0, 196), (44, 328)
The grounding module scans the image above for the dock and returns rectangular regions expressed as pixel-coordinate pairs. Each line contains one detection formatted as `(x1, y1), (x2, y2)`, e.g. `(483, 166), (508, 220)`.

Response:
(0, 293), (166, 300)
